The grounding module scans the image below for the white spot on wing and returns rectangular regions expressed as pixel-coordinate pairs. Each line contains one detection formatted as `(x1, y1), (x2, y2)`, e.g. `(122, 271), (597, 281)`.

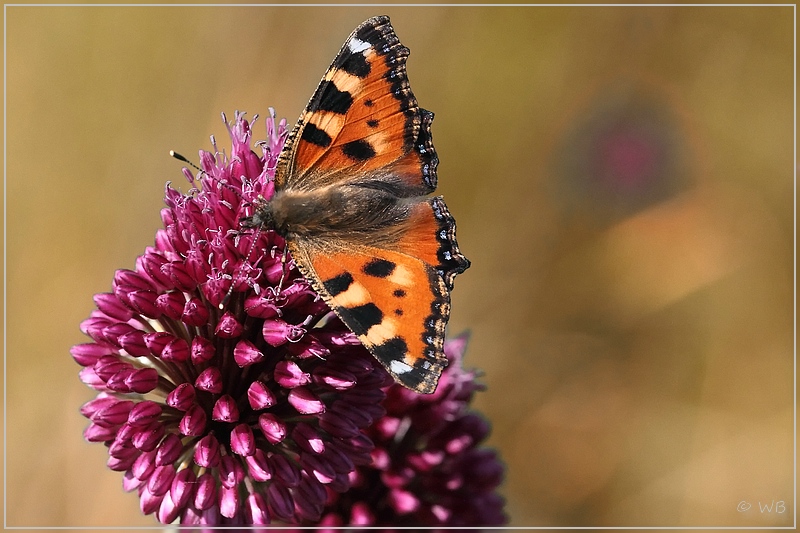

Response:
(348, 37), (371, 54)
(390, 360), (413, 374)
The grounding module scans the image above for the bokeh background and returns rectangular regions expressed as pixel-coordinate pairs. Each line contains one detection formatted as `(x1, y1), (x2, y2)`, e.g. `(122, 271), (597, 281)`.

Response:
(4, 4), (794, 527)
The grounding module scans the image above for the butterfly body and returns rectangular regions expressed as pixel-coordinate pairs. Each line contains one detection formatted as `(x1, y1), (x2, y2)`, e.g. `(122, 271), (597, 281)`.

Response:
(245, 16), (469, 393)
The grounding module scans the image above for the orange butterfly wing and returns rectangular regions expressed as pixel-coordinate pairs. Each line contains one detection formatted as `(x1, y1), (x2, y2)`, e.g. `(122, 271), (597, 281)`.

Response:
(270, 16), (469, 393)
(289, 197), (467, 393)
(276, 16), (436, 197)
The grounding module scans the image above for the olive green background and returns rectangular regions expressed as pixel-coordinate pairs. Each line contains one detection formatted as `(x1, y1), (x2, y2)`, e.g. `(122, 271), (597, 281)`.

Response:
(4, 4), (794, 527)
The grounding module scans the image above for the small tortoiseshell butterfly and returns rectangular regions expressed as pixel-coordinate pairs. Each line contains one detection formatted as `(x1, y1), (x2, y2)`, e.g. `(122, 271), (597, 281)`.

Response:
(243, 16), (469, 394)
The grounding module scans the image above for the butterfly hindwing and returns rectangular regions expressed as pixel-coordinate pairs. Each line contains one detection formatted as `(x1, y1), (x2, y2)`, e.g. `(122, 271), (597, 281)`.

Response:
(394, 197), (470, 291)
(276, 16), (437, 197)
(289, 241), (450, 394)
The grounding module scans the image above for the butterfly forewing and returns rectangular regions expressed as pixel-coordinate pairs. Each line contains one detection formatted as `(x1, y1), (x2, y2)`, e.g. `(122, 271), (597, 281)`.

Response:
(276, 16), (437, 197)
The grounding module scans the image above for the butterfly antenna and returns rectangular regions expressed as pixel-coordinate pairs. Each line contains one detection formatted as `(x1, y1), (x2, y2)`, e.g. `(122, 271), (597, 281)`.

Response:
(169, 150), (203, 172)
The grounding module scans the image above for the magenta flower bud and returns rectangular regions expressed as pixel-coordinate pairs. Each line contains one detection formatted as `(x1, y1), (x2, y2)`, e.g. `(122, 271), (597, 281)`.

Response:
(93, 292), (134, 321)
(155, 291), (185, 320)
(215, 311), (243, 338)
(247, 380), (275, 410)
(125, 368), (159, 393)
(244, 294), (280, 319)
(131, 449), (157, 481)
(123, 470), (145, 492)
(161, 337), (190, 363)
(270, 453), (301, 487)
(83, 422), (118, 442)
(133, 422), (166, 452)
(100, 322), (138, 348)
(140, 251), (172, 288)
(70, 342), (115, 366)
(139, 485), (164, 516)
(147, 464), (176, 496)
(274, 360), (311, 388)
(193, 434), (221, 468)
(313, 367), (357, 390)
(166, 383), (195, 411)
(350, 501), (375, 525)
(194, 472), (217, 511)
(107, 451), (137, 472)
(127, 289), (161, 318)
(182, 297), (210, 326)
(301, 452), (336, 484)
(230, 423), (256, 456)
(233, 339), (264, 367)
(288, 387), (325, 415)
(170, 468), (197, 509)
(266, 483), (294, 522)
(114, 269), (154, 292)
(143, 331), (173, 356)
(292, 423), (325, 454)
(156, 491), (181, 524)
(184, 249), (210, 283)
(118, 331), (150, 357)
(286, 335), (331, 360)
(106, 368), (135, 392)
(179, 404), (207, 436)
(261, 319), (294, 347)
(219, 454), (246, 489)
(219, 485), (240, 519)
(127, 400), (162, 427)
(258, 413), (287, 444)
(195, 366), (224, 394)
(190, 335), (215, 365)
(245, 492), (270, 525)
(245, 449), (272, 482)
(80, 394), (122, 418)
(155, 433), (184, 466)
(94, 355), (131, 381)
(88, 398), (134, 427)
(211, 394), (239, 422)
(163, 260), (196, 292)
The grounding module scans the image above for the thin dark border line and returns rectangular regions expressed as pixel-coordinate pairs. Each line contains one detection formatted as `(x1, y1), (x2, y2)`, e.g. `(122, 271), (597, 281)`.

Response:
(3, 2), (796, 530)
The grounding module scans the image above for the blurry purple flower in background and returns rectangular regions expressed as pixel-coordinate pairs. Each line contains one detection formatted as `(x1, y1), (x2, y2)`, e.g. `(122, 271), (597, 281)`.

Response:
(551, 81), (692, 221)
(72, 110), (506, 526)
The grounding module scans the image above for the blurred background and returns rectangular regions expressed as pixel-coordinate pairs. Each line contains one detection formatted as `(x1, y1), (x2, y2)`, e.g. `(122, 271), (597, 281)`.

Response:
(4, 4), (794, 527)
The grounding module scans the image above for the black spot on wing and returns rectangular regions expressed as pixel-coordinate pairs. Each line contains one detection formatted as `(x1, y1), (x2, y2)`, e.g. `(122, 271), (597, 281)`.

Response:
(342, 139), (376, 161)
(367, 119), (379, 128)
(301, 123), (332, 148)
(317, 81), (353, 114)
(394, 308), (403, 316)
(345, 303), (383, 336)
(371, 336), (408, 362)
(364, 99), (374, 107)
(340, 51), (371, 78)
(323, 272), (353, 297)
(393, 289), (406, 298)
(362, 258), (396, 278)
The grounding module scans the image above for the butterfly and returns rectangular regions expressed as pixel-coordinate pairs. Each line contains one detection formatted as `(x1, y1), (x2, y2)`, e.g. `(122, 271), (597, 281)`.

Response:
(243, 16), (469, 394)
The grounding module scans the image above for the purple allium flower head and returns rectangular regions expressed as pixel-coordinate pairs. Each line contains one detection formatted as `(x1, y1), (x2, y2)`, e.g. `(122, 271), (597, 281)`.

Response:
(317, 335), (508, 527)
(73, 110), (396, 526)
